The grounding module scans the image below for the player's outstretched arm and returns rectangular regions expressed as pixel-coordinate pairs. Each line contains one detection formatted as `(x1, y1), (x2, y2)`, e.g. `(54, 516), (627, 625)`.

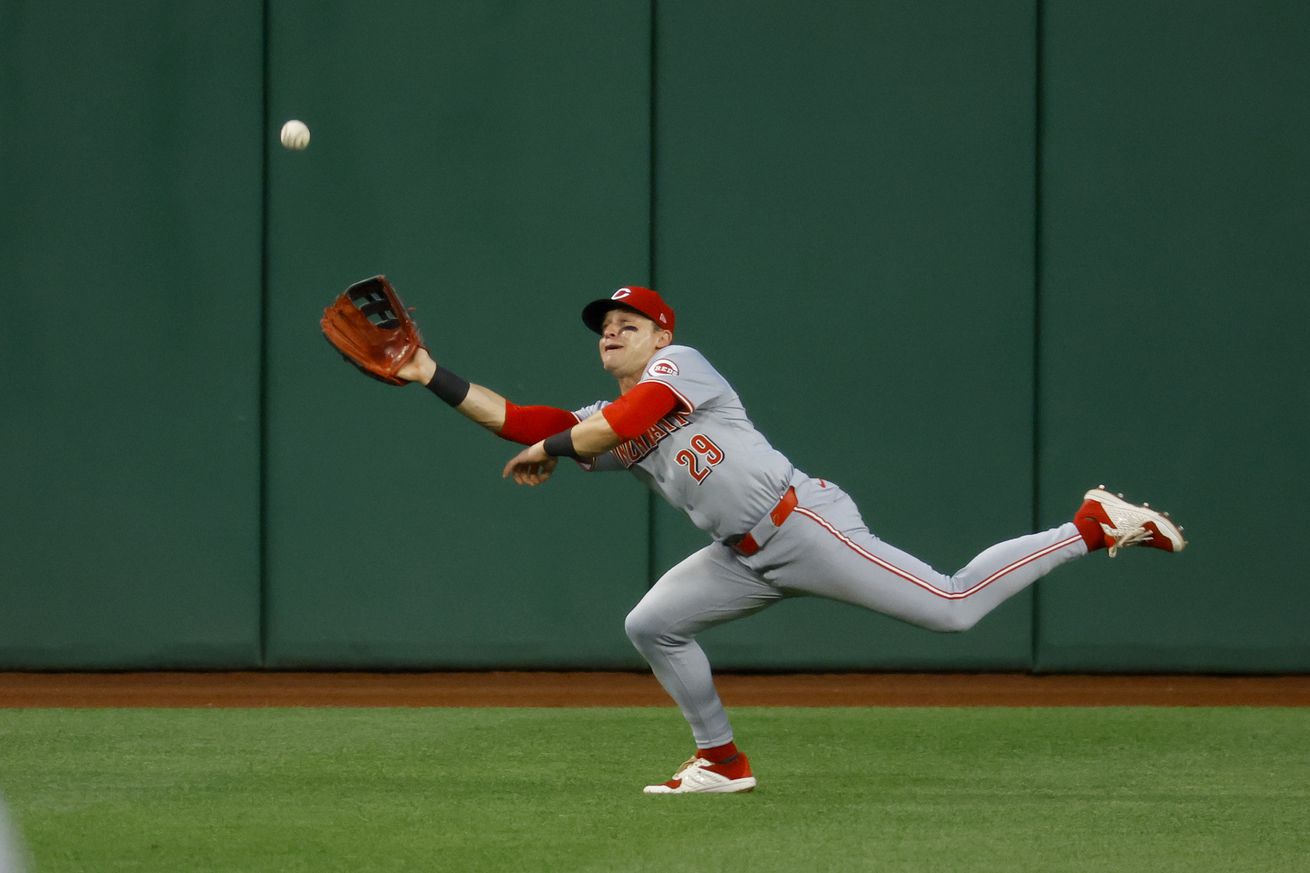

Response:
(396, 347), (511, 433)
(397, 348), (582, 447)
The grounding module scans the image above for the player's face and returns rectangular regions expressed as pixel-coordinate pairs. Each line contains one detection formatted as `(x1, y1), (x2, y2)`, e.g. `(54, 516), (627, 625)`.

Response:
(598, 309), (671, 381)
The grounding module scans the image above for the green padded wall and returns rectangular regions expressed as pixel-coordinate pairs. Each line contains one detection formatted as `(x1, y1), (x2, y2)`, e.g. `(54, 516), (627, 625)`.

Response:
(1035, 1), (1310, 671)
(2, 1), (1305, 673)
(262, 0), (653, 667)
(0, 2), (263, 667)
(651, 0), (1040, 669)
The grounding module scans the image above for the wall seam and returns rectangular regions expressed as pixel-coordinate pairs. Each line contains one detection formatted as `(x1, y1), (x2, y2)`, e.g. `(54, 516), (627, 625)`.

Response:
(257, 0), (271, 667)
(1030, 0), (1046, 674)
(645, 0), (659, 588)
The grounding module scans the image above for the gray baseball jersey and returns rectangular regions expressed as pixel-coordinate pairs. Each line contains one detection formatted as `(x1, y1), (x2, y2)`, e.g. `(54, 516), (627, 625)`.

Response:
(572, 344), (793, 541)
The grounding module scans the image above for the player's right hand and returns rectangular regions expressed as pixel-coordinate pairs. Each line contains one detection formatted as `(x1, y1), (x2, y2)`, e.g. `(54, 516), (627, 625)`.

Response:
(502, 442), (559, 487)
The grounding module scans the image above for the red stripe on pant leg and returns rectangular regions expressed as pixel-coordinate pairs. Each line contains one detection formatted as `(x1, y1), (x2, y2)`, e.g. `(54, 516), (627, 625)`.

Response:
(972, 536), (1084, 589)
(793, 507), (1082, 600)
(792, 508), (945, 595)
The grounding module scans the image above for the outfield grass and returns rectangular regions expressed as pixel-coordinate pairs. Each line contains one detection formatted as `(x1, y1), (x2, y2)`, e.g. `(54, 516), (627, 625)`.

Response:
(0, 707), (1306, 872)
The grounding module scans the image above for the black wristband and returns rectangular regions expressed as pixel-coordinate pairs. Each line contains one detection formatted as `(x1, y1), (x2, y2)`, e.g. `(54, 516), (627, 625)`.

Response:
(543, 429), (581, 460)
(424, 365), (470, 407)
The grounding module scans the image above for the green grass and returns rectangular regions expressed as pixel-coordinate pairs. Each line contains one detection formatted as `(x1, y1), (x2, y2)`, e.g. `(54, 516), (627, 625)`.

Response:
(0, 707), (1306, 872)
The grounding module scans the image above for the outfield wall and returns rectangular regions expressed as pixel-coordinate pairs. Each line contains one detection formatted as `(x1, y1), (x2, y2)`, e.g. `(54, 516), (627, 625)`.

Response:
(2, 1), (1306, 672)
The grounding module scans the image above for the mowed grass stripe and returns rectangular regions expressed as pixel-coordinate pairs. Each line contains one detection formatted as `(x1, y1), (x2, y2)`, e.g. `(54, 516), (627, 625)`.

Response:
(0, 707), (1306, 873)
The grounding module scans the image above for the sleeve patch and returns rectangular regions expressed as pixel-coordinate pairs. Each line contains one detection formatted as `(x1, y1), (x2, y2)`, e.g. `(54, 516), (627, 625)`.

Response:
(647, 358), (680, 377)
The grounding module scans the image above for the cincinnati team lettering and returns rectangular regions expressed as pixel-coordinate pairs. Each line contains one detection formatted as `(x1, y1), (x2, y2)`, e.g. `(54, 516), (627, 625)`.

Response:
(613, 409), (692, 467)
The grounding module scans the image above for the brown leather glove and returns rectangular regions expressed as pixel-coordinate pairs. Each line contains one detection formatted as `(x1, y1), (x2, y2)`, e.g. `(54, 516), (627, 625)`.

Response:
(320, 276), (424, 386)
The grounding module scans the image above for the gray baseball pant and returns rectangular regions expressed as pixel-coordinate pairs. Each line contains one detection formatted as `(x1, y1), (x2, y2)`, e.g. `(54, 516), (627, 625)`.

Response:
(624, 474), (1087, 747)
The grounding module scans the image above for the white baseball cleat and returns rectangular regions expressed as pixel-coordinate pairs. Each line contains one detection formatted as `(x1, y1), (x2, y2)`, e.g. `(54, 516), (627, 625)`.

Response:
(1078, 486), (1187, 557)
(642, 753), (757, 795)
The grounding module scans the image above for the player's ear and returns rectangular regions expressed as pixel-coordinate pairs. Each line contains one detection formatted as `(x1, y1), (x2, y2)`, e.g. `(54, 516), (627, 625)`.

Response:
(655, 329), (673, 349)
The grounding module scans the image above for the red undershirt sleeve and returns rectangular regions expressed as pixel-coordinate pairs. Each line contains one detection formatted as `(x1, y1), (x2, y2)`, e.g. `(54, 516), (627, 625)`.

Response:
(497, 403), (579, 445)
(601, 382), (680, 440)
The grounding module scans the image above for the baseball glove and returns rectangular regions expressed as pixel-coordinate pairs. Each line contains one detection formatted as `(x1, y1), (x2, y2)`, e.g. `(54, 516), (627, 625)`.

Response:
(320, 275), (424, 386)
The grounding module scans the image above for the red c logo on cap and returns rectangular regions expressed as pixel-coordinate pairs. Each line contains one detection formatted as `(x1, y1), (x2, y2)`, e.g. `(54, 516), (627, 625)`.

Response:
(612, 288), (631, 300)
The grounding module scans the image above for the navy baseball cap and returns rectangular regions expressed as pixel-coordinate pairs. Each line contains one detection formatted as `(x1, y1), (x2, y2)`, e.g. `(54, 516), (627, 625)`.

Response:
(581, 286), (676, 334)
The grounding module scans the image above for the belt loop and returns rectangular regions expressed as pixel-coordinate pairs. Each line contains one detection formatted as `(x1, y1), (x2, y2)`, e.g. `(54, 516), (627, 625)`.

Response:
(731, 486), (799, 557)
(770, 487), (798, 526)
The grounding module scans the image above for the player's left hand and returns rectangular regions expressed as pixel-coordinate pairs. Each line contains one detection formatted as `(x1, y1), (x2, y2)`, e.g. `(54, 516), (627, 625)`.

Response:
(502, 442), (558, 486)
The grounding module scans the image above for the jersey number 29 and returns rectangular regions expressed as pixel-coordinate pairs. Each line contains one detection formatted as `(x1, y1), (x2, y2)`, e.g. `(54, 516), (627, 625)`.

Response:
(675, 434), (724, 483)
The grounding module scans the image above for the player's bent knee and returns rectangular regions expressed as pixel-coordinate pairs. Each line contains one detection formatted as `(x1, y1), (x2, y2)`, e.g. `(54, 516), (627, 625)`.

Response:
(625, 605), (688, 653)
(624, 607), (662, 649)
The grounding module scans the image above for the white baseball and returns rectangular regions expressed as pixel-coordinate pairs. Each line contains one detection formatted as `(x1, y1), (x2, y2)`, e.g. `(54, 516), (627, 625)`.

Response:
(280, 119), (311, 151)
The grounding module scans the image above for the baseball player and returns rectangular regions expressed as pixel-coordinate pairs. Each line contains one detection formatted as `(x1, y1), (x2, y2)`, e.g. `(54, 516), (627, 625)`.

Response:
(396, 286), (1186, 795)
